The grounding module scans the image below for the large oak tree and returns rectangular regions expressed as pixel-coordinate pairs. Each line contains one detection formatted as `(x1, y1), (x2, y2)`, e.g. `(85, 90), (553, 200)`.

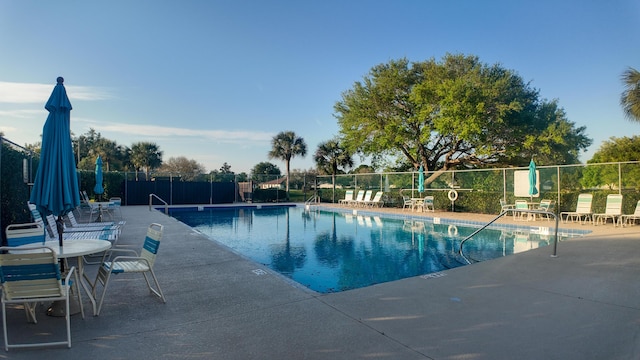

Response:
(334, 54), (591, 185)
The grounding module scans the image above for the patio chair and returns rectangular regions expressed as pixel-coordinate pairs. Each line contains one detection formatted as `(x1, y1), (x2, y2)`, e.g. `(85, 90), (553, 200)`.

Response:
(402, 196), (414, 210)
(77, 191), (100, 222)
(500, 199), (514, 213)
(593, 194), (623, 226)
(620, 200), (640, 227)
(338, 190), (354, 205)
(91, 223), (166, 316)
(513, 200), (529, 221)
(5, 223), (45, 246)
(106, 197), (123, 220)
(0, 246), (79, 350)
(535, 200), (555, 221)
(560, 194), (593, 224)
(418, 196), (434, 212)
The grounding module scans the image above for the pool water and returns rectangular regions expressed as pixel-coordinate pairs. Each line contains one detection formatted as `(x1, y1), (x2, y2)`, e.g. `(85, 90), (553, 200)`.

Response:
(169, 206), (565, 293)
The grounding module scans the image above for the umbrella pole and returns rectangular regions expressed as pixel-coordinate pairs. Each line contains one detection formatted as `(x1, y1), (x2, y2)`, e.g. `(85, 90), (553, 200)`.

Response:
(56, 215), (65, 273)
(56, 216), (64, 247)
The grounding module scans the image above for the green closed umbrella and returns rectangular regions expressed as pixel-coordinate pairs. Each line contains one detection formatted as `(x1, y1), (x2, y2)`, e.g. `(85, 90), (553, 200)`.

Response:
(528, 159), (538, 200)
(29, 77), (80, 247)
(418, 165), (424, 193)
(94, 155), (104, 199)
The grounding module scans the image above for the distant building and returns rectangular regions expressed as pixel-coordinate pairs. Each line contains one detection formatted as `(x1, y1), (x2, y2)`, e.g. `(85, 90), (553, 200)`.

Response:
(259, 177), (286, 190)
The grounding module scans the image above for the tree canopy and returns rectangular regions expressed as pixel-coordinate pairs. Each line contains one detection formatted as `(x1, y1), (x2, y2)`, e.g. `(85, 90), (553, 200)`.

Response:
(130, 141), (163, 180)
(621, 67), (640, 123)
(582, 136), (640, 189)
(314, 139), (354, 177)
(251, 161), (281, 179)
(334, 54), (591, 184)
(268, 131), (307, 192)
(159, 156), (206, 181)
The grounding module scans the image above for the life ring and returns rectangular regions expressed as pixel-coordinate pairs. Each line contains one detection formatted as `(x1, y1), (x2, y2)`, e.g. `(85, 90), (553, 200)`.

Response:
(448, 224), (459, 237)
(447, 189), (458, 202)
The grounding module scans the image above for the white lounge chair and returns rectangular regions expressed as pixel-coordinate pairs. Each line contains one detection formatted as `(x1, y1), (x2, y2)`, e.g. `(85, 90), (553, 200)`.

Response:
(356, 190), (373, 207)
(593, 194), (623, 226)
(560, 194), (593, 224)
(28, 204), (117, 242)
(349, 190), (365, 206)
(338, 190), (354, 205)
(42, 212), (117, 242)
(620, 200), (640, 227)
(67, 211), (125, 229)
(92, 223), (166, 316)
(365, 191), (384, 207)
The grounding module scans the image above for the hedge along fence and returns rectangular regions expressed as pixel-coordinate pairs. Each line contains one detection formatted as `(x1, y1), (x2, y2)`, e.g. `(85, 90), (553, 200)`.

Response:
(1, 138), (38, 245)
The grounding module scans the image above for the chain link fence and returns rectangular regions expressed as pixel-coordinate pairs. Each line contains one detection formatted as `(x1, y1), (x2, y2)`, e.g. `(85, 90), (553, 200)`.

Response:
(316, 162), (640, 214)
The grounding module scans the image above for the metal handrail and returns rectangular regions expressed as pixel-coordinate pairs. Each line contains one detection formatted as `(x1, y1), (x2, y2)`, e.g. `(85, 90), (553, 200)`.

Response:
(458, 209), (559, 264)
(149, 194), (169, 214)
(305, 194), (319, 205)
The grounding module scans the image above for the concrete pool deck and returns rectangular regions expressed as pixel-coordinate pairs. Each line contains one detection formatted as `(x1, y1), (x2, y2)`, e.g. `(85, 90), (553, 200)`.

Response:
(4, 204), (639, 359)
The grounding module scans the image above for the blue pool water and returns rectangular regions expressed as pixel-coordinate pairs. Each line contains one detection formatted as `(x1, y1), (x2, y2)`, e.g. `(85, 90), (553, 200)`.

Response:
(169, 206), (577, 293)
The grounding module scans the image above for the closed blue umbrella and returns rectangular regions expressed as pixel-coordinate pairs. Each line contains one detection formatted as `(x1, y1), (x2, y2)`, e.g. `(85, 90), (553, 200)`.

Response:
(528, 159), (538, 199)
(418, 165), (425, 193)
(29, 77), (80, 246)
(94, 155), (104, 199)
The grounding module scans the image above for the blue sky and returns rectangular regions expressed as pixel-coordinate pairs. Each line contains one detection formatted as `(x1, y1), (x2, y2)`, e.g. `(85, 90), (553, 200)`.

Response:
(0, 1), (638, 174)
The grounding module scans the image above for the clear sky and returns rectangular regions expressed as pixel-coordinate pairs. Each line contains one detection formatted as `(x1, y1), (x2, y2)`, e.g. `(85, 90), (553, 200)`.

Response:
(0, 1), (638, 174)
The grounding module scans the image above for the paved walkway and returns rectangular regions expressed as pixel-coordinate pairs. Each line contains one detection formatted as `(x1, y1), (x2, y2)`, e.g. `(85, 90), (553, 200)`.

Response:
(3, 205), (639, 359)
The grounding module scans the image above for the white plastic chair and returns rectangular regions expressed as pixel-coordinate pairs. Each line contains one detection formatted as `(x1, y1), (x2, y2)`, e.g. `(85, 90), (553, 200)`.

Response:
(0, 246), (79, 350)
(513, 200), (529, 221)
(92, 223), (166, 316)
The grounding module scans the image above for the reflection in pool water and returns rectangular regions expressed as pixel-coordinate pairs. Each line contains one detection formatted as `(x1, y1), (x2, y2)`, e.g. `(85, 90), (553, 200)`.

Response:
(169, 206), (568, 293)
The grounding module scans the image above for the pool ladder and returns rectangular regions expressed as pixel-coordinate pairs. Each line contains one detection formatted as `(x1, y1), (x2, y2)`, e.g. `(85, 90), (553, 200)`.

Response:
(305, 194), (320, 205)
(458, 209), (559, 264)
(149, 194), (169, 214)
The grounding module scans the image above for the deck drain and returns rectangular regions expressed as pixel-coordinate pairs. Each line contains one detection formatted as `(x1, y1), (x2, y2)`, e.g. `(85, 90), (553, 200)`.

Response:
(252, 269), (268, 276)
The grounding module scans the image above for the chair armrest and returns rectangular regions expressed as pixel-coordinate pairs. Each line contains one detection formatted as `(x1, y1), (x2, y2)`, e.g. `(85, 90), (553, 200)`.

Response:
(63, 266), (76, 288)
(105, 248), (140, 257)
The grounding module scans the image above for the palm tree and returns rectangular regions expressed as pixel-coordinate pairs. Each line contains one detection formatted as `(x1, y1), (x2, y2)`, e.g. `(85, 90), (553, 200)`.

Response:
(268, 131), (307, 194)
(621, 67), (640, 123)
(130, 141), (163, 181)
(314, 139), (354, 203)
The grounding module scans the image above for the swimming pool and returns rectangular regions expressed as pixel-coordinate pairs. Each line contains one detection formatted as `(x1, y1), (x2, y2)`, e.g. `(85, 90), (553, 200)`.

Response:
(168, 205), (583, 293)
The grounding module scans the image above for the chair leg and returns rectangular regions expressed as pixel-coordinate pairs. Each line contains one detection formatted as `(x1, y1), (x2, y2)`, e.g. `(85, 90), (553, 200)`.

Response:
(92, 267), (112, 316)
(143, 270), (166, 303)
(2, 302), (8, 351)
